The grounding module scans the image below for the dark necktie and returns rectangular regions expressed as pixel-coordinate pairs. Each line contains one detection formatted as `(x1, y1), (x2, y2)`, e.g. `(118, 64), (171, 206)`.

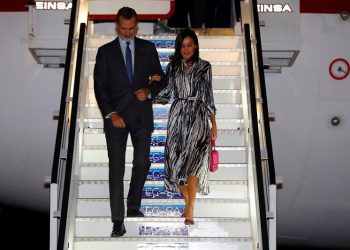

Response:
(125, 41), (133, 85)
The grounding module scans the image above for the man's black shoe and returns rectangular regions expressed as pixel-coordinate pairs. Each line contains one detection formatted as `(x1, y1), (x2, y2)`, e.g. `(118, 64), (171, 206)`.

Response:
(127, 210), (145, 217)
(111, 222), (126, 237)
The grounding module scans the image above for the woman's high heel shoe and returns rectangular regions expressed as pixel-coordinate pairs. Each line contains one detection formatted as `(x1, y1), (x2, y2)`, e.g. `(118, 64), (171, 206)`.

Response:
(184, 206), (194, 225)
(184, 218), (194, 225)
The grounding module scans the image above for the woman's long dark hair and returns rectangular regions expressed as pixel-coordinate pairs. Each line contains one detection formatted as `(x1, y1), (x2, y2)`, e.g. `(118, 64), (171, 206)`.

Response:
(169, 28), (199, 74)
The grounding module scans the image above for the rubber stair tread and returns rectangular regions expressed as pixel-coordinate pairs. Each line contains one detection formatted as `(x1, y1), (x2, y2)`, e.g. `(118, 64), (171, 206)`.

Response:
(76, 216), (250, 222)
(79, 180), (247, 185)
(74, 236), (252, 242)
(78, 197), (249, 203)
(80, 162), (247, 167)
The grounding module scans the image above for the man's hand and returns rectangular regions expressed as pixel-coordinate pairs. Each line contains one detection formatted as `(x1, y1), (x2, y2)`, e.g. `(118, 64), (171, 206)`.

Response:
(134, 88), (150, 101)
(110, 112), (126, 128)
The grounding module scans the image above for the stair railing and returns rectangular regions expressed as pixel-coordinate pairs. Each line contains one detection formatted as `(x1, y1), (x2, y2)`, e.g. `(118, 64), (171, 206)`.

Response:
(240, 0), (277, 249)
(50, 0), (88, 249)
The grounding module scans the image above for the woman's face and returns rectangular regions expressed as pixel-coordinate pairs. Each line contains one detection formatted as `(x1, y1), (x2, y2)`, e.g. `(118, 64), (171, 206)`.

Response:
(180, 36), (196, 62)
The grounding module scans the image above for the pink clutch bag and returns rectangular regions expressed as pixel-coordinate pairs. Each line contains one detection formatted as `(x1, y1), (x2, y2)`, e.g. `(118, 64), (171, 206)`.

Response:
(210, 139), (219, 172)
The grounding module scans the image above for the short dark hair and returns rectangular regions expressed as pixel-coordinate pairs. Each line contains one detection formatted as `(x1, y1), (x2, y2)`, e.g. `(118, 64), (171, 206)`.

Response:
(116, 7), (138, 23)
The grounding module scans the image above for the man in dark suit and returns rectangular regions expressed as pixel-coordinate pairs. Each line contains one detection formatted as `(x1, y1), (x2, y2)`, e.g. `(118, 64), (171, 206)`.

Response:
(94, 7), (165, 237)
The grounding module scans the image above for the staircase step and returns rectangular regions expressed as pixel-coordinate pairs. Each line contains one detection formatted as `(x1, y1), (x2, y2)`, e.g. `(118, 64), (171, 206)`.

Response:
(87, 75), (242, 90)
(78, 180), (247, 199)
(87, 35), (242, 49)
(83, 118), (244, 130)
(75, 217), (251, 238)
(82, 104), (242, 120)
(81, 146), (246, 164)
(87, 61), (241, 76)
(74, 237), (252, 250)
(77, 198), (249, 218)
(83, 128), (245, 147)
(80, 163), (247, 181)
(88, 48), (241, 63)
(85, 89), (243, 105)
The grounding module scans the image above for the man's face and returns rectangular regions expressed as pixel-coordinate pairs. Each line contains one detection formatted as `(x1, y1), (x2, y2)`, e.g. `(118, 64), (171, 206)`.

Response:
(116, 16), (138, 41)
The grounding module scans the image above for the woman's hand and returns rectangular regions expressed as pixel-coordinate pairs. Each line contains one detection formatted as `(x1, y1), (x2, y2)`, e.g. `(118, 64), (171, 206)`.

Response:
(150, 74), (161, 82)
(209, 114), (217, 140)
(211, 124), (218, 140)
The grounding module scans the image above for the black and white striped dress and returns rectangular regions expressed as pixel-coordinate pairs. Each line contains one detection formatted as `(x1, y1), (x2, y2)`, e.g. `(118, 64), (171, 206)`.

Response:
(155, 58), (216, 195)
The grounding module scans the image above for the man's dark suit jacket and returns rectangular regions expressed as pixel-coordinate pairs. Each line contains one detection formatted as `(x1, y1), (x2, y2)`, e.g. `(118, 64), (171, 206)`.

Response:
(94, 37), (165, 130)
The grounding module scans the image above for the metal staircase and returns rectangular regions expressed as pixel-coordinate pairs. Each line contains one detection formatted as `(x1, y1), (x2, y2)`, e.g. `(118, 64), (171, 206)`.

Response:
(50, 1), (276, 250)
(74, 34), (253, 249)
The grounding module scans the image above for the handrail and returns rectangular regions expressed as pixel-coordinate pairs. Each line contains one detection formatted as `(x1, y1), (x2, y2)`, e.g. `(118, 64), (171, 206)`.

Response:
(57, 23), (86, 250)
(251, 0), (276, 185)
(51, 0), (78, 184)
(239, 0), (277, 248)
(243, 23), (270, 250)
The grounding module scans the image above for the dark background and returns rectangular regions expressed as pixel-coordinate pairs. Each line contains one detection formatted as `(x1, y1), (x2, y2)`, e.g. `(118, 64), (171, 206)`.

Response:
(0, 205), (49, 249)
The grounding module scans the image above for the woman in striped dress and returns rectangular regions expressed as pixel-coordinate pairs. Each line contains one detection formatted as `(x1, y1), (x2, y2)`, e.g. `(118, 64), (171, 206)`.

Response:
(154, 28), (217, 225)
